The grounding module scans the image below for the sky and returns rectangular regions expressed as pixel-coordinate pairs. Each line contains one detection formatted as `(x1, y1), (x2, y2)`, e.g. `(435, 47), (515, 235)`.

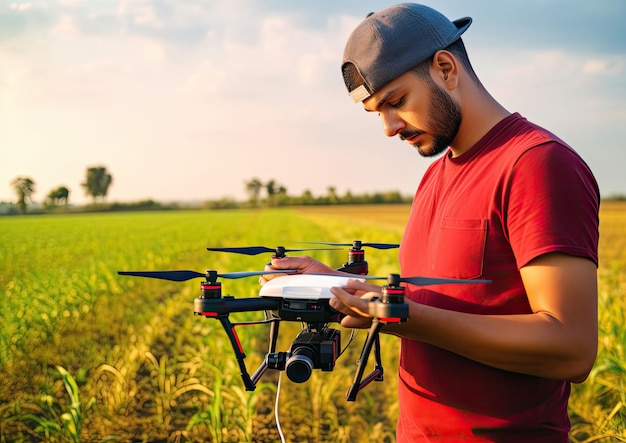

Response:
(1, 0), (625, 205)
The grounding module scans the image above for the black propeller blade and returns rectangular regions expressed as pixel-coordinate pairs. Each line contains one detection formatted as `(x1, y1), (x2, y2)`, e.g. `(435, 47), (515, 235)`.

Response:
(303, 272), (490, 287)
(206, 245), (339, 256)
(396, 275), (490, 286)
(118, 269), (295, 282)
(302, 241), (400, 250)
(359, 274), (490, 286)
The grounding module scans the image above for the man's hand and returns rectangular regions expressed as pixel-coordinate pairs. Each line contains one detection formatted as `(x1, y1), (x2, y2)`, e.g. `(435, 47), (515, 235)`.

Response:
(259, 255), (341, 284)
(330, 279), (383, 329)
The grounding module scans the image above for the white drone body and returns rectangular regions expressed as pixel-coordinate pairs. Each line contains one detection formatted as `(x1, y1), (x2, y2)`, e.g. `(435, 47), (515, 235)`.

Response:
(259, 274), (364, 299)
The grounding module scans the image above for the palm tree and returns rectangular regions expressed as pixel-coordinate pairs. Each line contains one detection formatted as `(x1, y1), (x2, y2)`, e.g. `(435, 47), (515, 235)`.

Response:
(11, 176), (36, 214)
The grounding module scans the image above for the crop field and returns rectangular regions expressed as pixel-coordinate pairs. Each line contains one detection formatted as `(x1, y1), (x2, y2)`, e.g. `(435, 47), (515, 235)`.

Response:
(0, 203), (624, 442)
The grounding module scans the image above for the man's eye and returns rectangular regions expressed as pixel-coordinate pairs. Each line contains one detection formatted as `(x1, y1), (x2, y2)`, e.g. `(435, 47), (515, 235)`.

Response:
(389, 97), (405, 108)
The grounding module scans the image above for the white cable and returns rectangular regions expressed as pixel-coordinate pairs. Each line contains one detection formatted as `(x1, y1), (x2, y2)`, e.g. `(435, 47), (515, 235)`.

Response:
(275, 371), (286, 443)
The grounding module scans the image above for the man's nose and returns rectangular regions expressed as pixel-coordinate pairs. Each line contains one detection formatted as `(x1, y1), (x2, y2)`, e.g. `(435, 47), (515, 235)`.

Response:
(380, 111), (405, 137)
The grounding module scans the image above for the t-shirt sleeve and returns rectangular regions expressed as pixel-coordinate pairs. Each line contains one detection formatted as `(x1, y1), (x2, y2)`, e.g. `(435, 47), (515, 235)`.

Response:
(505, 142), (600, 268)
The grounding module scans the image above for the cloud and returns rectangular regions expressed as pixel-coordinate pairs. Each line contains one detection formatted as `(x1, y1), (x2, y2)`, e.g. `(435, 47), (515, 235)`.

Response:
(582, 56), (626, 77)
(10, 3), (34, 11)
(52, 13), (79, 36)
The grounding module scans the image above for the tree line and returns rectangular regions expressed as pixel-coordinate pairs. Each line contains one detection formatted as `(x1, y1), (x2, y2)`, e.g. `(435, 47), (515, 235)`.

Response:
(240, 177), (410, 209)
(3, 167), (412, 215)
(7, 166), (113, 214)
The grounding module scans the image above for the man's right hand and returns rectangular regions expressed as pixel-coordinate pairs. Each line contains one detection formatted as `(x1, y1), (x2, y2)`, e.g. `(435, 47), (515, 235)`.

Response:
(259, 255), (344, 285)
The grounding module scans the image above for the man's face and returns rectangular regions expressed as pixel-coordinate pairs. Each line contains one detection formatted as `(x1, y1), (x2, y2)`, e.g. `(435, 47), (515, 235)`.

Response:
(363, 70), (461, 157)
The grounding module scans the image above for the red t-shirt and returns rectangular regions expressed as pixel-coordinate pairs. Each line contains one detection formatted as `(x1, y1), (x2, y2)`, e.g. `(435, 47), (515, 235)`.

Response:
(397, 113), (599, 442)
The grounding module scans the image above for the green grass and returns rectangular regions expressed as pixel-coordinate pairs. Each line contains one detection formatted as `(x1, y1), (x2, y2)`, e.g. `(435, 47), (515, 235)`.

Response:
(0, 204), (624, 442)
(0, 207), (405, 442)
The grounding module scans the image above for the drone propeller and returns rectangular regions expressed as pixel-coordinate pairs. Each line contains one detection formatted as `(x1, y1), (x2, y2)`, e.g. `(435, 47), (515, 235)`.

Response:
(302, 240), (399, 250)
(118, 269), (295, 282)
(296, 272), (489, 287)
(357, 273), (491, 286)
(206, 245), (339, 257)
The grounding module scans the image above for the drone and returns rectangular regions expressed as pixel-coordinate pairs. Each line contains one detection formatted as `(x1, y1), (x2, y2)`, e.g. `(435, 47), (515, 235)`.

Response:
(119, 241), (489, 401)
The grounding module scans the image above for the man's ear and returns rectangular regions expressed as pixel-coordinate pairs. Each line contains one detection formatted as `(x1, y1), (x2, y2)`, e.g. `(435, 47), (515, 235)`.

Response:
(432, 50), (459, 90)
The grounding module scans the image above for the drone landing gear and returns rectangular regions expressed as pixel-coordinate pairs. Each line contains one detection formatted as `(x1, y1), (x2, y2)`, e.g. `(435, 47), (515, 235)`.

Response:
(346, 319), (384, 401)
(207, 312), (342, 391)
(345, 281), (407, 401)
(195, 277), (344, 392)
(216, 314), (278, 391)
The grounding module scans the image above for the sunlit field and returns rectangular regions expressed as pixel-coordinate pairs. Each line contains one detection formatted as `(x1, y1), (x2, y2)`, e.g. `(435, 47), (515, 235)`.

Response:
(0, 204), (624, 442)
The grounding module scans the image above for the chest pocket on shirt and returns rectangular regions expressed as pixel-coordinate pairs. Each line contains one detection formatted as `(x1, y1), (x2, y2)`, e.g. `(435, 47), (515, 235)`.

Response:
(432, 218), (487, 279)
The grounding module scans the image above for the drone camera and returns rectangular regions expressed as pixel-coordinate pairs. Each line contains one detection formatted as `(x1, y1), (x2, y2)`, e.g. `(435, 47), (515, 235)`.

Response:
(266, 328), (341, 383)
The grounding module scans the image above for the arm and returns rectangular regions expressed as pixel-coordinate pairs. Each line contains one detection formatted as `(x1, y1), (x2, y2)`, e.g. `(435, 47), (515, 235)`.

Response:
(330, 252), (598, 382)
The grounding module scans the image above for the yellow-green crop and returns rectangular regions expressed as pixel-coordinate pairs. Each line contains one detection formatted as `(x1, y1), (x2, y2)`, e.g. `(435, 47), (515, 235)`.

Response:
(0, 204), (624, 442)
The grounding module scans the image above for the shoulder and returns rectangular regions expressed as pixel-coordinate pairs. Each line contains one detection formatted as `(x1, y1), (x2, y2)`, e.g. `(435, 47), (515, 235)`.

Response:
(480, 114), (593, 179)
(494, 113), (569, 157)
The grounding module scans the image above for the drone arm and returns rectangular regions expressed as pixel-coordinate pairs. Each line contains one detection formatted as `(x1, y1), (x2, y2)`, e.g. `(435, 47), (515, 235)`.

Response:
(194, 296), (279, 316)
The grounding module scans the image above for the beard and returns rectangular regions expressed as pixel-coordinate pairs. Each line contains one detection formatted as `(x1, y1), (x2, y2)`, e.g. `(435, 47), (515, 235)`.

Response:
(400, 81), (462, 157)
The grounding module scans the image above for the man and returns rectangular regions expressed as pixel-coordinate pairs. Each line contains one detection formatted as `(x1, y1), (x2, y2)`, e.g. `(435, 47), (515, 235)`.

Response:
(261, 3), (599, 441)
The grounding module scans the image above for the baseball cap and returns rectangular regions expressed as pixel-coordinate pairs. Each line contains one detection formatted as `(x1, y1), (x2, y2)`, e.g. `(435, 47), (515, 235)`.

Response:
(342, 3), (472, 103)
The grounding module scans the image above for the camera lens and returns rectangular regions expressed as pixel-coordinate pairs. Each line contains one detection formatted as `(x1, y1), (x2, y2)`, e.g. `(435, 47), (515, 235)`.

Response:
(285, 348), (314, 383)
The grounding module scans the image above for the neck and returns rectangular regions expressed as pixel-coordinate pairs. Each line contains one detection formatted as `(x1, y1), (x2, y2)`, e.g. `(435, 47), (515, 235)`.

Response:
(449, 84), (510, 157)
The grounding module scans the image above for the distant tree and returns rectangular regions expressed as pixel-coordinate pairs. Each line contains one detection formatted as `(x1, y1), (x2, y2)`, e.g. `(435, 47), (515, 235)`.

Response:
(275, 185), (288, 206)
(265, 179), (276, 198)
(327, 186), (338, 204)
(11, 176), (36, 214)
(265, 179), (288, 206)
(245, 177), (263, 206)
(82, 166), (113, 203)
(300, 189), (315, 205)
(343, 190), (354, 204)
(265, 179), (277, 206)
(46, 186), (70, 207)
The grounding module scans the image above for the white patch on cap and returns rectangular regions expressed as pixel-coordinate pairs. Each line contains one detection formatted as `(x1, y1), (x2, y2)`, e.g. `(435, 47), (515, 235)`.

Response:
(349, 84), (371, 103)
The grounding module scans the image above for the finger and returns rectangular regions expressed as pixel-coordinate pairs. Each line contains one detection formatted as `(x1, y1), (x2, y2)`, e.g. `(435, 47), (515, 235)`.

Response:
(341, 315), (372, 329)
(328, 293), (372, 329)
(260, 271), (291, 284)
(270, 256), (306, 271)
(330, 286), (372, 318)
(344, 279), (382, 294)
(329, 290), (363, 318)
(340, 283), (381, 302)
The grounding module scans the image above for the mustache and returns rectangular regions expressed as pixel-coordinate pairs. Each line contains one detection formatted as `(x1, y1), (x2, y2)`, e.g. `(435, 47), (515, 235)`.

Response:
(399, 129), (425, 141)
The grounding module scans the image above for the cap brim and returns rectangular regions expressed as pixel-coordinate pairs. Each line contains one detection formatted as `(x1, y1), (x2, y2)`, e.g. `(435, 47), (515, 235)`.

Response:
(453, 16), (472, 34)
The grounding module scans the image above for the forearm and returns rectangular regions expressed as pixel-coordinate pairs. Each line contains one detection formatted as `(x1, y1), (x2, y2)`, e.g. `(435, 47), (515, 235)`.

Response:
(383, 301), (597, 382)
